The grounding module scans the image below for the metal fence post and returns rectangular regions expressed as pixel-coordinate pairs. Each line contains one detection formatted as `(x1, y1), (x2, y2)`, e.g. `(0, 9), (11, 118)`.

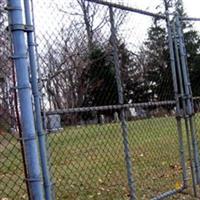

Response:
(7, 0), (44, 199)
(109, 6), (136, 200)
(176, 15), (200, 187)
(165, 6), (187, 188)
(150, 3), (189, 200)
(172, 19), (198, 196)
(23, 0), (53, 199)
(7, 11), (32, 199)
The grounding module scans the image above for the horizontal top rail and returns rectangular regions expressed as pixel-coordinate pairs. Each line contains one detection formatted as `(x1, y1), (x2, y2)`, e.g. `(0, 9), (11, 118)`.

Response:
(46, 100), (176, 115)
(182, 17), (200, 22)
(85, 0), (166, 19)
(86, 0), (200, 22)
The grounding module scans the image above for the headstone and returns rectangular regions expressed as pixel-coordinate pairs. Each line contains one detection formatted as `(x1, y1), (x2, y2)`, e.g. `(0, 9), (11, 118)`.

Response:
(100, 114), (105, 124)
(47, 114), (62, 133)
(114, 112), (119, 122)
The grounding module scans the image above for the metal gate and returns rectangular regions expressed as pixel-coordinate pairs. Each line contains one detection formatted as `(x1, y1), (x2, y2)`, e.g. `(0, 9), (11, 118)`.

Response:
(1, 0), (200, 199)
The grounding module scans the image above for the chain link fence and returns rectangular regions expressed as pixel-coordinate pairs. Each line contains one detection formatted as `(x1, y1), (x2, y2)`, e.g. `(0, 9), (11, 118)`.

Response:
(1, 0), (200, 199)
(0, 0), (29, 199)
(33, 0), (194, 199)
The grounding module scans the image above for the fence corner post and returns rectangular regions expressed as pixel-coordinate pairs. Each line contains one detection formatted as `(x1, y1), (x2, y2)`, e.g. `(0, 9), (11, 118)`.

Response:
(23, 0), (53, 199)
(7, 0), (44, 199)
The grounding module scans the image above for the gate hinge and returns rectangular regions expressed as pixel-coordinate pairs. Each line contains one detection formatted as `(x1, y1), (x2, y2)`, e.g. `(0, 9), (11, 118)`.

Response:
(5, 5), (22, 11)
(9, 24), (34, 32)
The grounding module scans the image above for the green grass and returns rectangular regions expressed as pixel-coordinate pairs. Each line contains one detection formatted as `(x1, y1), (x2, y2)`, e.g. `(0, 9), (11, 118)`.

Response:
(1, 116), (200, 199)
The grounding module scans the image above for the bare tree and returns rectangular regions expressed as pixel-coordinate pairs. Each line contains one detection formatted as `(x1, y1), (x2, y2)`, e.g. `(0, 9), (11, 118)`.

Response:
(0, 0), (14, 130)
(40, 0), (128, 113)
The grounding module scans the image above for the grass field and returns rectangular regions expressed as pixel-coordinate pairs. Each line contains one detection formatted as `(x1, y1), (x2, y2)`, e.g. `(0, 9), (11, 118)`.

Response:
(1, 115), (200, 199)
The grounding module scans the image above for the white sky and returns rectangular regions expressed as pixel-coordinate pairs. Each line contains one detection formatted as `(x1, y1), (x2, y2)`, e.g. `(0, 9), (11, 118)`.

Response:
(31, 0), (200, 109)
(106, 0), (200, 17)
(184, 0), (200, 18)
(33, 0), (200, 53)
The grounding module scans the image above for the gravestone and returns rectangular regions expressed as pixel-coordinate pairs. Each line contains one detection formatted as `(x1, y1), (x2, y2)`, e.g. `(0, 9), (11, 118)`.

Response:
(114, 112), (119, 122)
(47, 114), (62, 133)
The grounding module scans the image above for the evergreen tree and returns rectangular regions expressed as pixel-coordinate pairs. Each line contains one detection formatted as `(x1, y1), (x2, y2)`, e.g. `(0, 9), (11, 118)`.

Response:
(119, 43), (150, 103)
(82, 46), (118, 107)
(176, 0), (200, 97)
(185, 29), (200, 96)
(140, 16), (200, 102)
(138, 21), (173, 102)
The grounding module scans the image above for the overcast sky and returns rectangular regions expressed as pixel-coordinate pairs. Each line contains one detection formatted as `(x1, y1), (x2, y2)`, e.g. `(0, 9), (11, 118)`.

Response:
(182, 0), (200, 18)
(33, 0), (200, 52)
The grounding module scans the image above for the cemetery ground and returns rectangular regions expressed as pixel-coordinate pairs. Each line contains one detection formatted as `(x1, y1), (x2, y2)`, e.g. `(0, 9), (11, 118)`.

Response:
(1, 115), (200, 199)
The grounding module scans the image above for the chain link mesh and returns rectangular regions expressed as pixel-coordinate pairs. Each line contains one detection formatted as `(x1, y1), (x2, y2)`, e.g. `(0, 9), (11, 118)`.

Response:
(33, 0), (193, 199)
(0, 1), (28, 199)
(1, 0), (200, 199)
